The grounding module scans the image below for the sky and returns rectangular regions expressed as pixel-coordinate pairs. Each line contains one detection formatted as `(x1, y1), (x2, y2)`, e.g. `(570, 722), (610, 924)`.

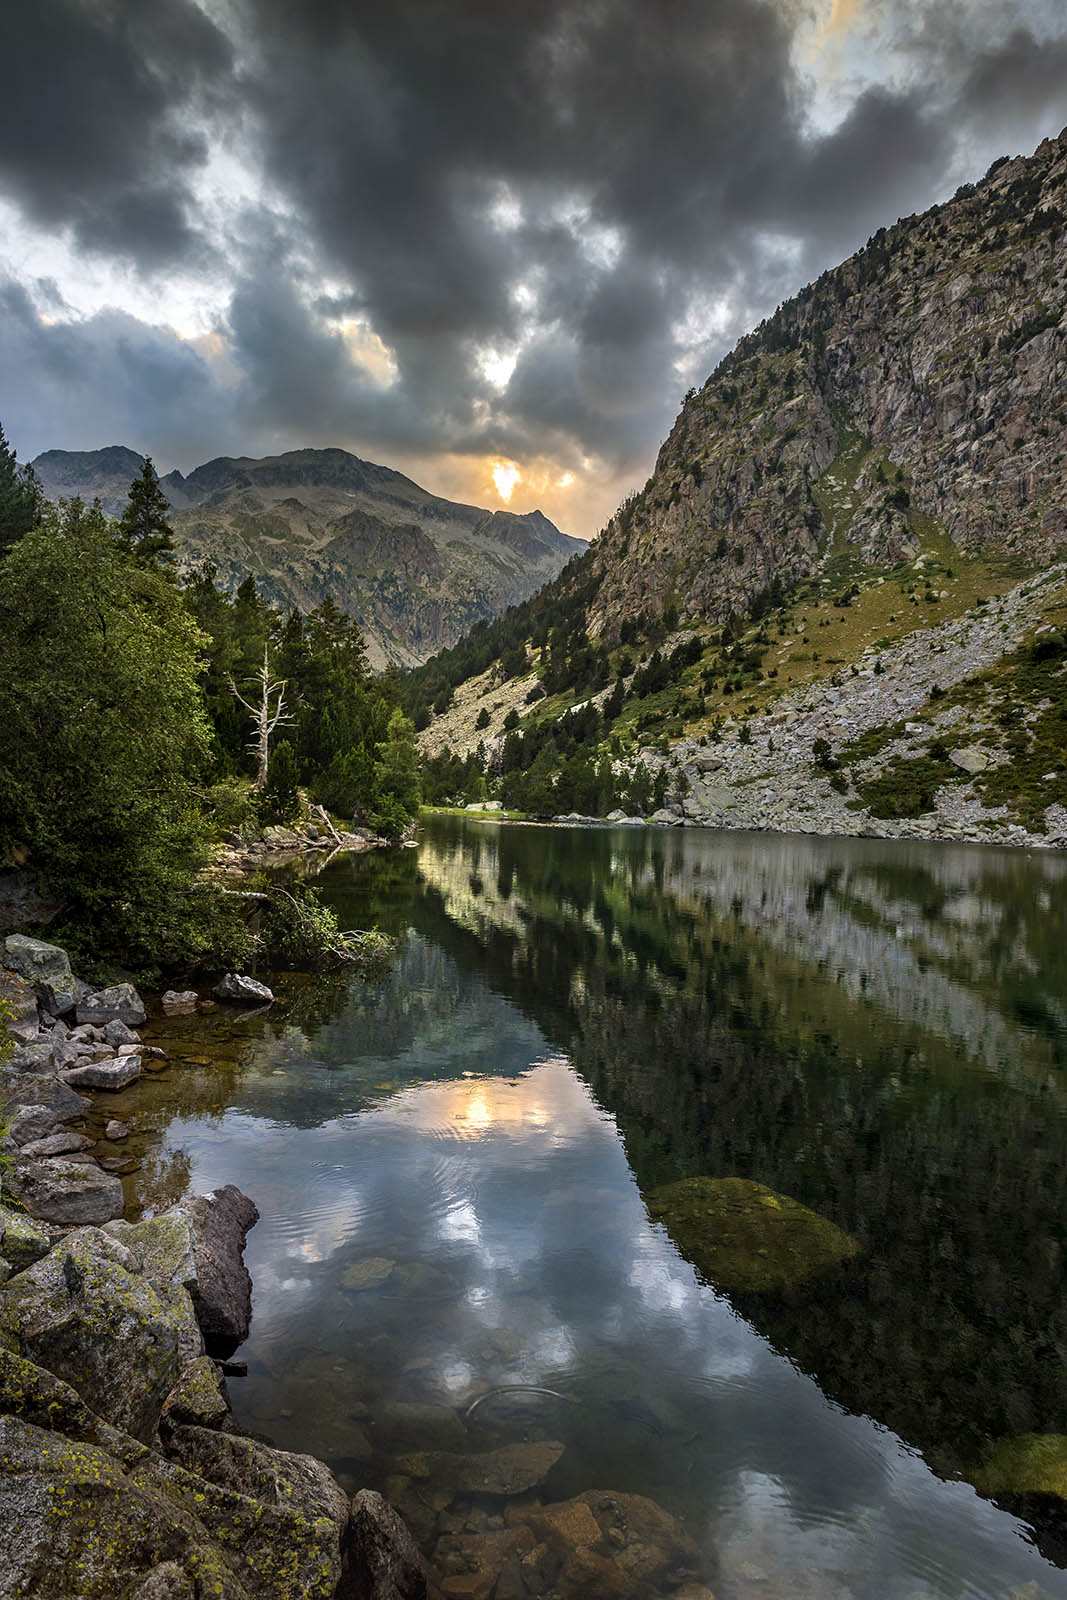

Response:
(2, 1), (1067, 538)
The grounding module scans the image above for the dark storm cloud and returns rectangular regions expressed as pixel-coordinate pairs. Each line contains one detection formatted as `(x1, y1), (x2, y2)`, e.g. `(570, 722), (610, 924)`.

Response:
(2, 0), (1067, 526)
(0, 0), (231, 266)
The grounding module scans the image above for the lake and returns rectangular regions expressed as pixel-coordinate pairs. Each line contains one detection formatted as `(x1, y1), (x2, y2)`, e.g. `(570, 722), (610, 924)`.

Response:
(118, 816), (1067, 1599)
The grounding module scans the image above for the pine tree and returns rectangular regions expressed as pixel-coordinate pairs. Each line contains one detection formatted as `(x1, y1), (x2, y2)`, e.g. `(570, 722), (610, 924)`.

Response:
(118, 456), (175, 563)
(0, 424), (43, 553)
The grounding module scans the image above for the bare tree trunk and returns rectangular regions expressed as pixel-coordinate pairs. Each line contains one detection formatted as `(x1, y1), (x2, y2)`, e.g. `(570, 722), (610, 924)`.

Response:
(229, 645), (292, 789)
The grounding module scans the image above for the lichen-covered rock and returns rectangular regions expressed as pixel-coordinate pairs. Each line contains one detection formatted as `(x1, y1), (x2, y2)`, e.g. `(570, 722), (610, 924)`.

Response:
(0, 967), (41, 1043)
(346, 1488), (428, 1600)
(646, 1175), (858, 1293)
(130, 1565), (196, 1600)
(0, 1415), (249, 1600)
(103, 1210), (204, 1364)
(6, 1156), (124, 1226)
(161, 1356), (230, 1429)
(4, 1228), (183, 1442)
(19, 1130), (94, 1158)
(0, 1348), (143, 1465)
(0, 1206), (51, 1272)
(3, 934), (78, 1017)
(76, 983), (147, 1028)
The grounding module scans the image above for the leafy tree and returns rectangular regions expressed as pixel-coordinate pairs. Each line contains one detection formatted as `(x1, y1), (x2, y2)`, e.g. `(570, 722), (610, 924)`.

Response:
(374, 709), (420, 828)
(118, 456), (175, 563)
(0, 500), (243, 967)
(0, 424), (43, 553)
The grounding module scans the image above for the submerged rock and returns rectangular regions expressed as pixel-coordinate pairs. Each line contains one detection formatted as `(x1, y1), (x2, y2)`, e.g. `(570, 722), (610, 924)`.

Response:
(395, 1440), (564, 1498)
(646, 1175), (858, 1293)
(161, 990), (199, 1015)
(342, 1256), (396, 1291)
(973, 1433), (1067, 1501)
(61, 1054), (142, 1091)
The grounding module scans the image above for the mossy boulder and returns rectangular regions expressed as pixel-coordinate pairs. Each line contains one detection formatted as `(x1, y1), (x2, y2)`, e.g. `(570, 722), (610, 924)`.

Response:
(0, 1206), (51, 1273)
(973, 1434), (1067, 1501)
(161, 1356), (229, 1429)
(4, 1227), (184, 1442)
(646, 1175), (858, 1294)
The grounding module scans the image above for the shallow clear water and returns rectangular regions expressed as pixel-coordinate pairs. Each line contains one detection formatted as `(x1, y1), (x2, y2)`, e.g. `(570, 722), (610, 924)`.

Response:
(115, 817), (1067, 1598)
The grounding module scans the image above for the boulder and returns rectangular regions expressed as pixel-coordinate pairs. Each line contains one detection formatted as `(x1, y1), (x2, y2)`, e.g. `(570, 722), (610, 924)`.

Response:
(19, 1131), (94, 1158)
(346, 1488), (428, 1600)
(261, 826), (304, 848)
(949, 745), (990, 774)
(182, 1186), (259, 1348)
(4, 1228), (184, 1441)
(6, 1156), (124, 1226)
(6, 1041), (56, 1074)
(0, 1205), (51, 1272)
(131, 1567), (197, 1600)
(161, 990), (198, 1015)
(162, 1355), (230, 1429)
(103, 1210), (205, 1364)
(76, 982), (147, 1028)
(1, 1072), (89, 1128)
(214, 973), (275, 1005)
(104, 1018), (141, 1047)
(0, 1415), (248, 1600)
(0, 968), (40, 1044)
(61, 1054), (142, 1091)
(3, 934), (78, 1016)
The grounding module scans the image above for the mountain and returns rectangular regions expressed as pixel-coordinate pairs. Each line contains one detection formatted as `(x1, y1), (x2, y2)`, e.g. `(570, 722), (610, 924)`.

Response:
(31, 445), (583, 668)
(407, 128), (1067, 847)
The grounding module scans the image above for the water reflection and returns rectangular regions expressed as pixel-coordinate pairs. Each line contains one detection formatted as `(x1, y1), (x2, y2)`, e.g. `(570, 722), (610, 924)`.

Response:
(116, 818), (1067, 1599)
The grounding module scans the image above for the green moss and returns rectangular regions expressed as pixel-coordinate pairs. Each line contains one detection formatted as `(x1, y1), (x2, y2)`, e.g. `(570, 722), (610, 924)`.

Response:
(646, 1175), (858, 1293)
(973, 1433), (1067, 1501)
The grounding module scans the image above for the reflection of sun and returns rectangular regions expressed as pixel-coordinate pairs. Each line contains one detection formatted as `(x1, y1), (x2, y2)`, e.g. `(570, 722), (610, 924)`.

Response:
(491, 461), (521, 501)
(465, 1094), (491, 1131)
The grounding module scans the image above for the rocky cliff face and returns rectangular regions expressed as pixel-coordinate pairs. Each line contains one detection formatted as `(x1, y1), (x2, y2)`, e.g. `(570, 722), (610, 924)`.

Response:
(587, 128), (1067, 639)
(32, 445), (583, 668)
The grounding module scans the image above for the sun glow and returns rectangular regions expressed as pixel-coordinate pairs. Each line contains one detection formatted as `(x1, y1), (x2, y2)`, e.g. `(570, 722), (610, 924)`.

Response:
(491, 460), (521, 501)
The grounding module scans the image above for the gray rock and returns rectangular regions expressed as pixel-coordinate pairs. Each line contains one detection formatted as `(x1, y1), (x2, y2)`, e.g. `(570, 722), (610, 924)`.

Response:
(103, 1209), (204, 1364)
(0, 1206), (51, 1272)
(4, 1227), (183, 1441)
(949, 745), (990, 774)
(76, 982), (147, 1028)
(161, 989), (198, 1014)
(1, 1072), (89, 1128)
(6, 1041), (56, 1074)
(6, 1156), (124, 1226)
(182, 1186), (259, 1348)
(347, 1488), (428, 1600)
(0, 968), (40, 1044)
(131, 1566), (196, 1600)
(105, 1119), (130, 1141)
(61, 1053), (142, 1091)
(19, 1131), (94, 1159)
(214, 972), (275, 1005)
(161, 1355), (230, 1428)
(104, 1017), (140, 1047)
(3, 934), (78, 1016)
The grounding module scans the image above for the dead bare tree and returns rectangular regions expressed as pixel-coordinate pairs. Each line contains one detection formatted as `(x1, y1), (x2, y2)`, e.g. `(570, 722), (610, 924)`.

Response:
(229, 645), (293, 789)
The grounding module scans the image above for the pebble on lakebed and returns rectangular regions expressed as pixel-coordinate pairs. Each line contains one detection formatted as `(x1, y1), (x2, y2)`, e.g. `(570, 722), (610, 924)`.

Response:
(646, 1175), (858, 1294)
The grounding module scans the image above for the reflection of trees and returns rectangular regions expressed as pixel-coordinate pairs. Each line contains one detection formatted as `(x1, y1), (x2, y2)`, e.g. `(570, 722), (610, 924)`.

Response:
(413, 817), (1067, 1485)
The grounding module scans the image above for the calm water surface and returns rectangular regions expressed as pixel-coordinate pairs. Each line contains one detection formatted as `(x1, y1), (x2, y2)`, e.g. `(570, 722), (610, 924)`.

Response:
(118, 817), (1067, 1599)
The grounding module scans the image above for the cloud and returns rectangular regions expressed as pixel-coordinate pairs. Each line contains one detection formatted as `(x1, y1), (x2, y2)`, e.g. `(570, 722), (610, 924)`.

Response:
(1, 0), (1066, 534)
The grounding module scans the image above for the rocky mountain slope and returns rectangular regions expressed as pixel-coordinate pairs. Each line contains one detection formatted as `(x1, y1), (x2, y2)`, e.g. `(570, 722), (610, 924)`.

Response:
(587, 127), (1067, 638)
(411, 128), (1067, 846)
(32, 445), (582, 668)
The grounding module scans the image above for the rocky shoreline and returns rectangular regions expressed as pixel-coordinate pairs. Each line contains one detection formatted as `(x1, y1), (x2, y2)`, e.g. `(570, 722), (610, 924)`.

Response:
(1, 934), (719, 1600)
(213, 819), (391, 875)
